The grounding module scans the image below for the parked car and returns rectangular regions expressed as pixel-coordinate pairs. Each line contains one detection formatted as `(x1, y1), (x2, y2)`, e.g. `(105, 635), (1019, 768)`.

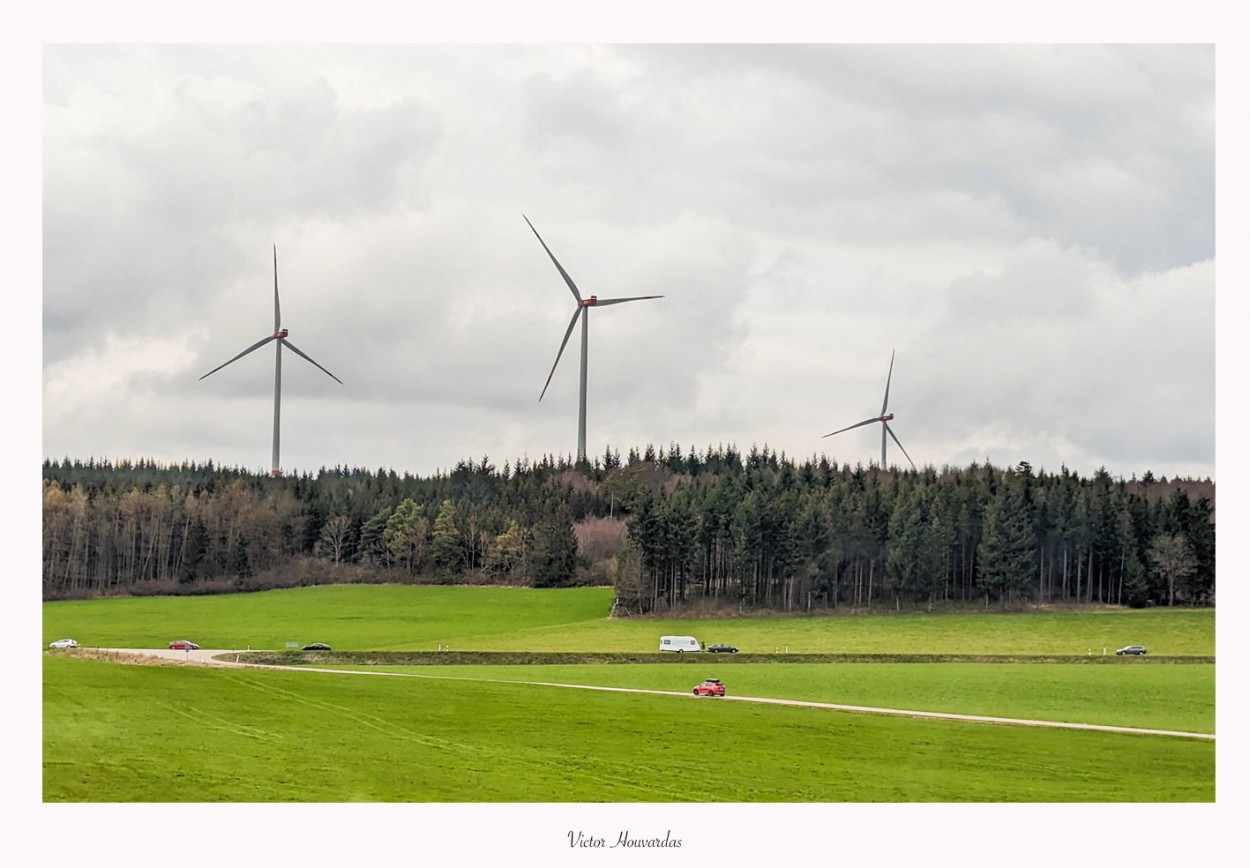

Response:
(169, 640), (200, 651)
(706, 643), (739, 654)
(49, 638), (79, 649)
(302, 643), (331, 651)
(693, 677), (726, 697)
(1115, 645), (1147, 656)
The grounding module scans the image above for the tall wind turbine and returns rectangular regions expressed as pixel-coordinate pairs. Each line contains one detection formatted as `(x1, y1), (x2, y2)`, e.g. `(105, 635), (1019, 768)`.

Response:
(199, 246), (342, 477)
(525, 215), (662, 463)
(822, 349), (916, 470)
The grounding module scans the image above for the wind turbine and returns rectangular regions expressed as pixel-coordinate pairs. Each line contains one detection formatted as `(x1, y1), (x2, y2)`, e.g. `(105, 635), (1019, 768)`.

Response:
(822, 349), (916, 470)
(525, 215), (662, 463)
(199, 246), (342, 477)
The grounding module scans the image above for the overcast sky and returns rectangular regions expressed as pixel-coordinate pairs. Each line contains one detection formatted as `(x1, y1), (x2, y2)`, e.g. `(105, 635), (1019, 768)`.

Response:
(41, 43), (1217, 481)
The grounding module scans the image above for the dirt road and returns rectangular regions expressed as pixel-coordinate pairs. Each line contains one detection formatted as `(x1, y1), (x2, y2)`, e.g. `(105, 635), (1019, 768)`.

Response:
(92, 647), (1215, 741)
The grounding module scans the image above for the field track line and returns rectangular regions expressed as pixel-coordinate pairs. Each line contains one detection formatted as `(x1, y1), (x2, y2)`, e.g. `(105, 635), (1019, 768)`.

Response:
(97, 648), (1217, 742)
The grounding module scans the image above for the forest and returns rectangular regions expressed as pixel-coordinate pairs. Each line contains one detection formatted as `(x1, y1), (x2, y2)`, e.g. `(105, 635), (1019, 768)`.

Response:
(41, 444), (1215, 613)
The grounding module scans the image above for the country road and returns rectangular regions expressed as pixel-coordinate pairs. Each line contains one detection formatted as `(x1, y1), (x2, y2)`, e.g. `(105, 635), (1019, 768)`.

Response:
(94, 647), (1216, 741)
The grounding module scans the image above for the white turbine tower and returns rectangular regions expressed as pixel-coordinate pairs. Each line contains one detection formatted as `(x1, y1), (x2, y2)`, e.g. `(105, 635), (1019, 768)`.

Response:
(823, 349), (916, 470)
(525, 215), (663, 463)
(199, 246), (342, 477)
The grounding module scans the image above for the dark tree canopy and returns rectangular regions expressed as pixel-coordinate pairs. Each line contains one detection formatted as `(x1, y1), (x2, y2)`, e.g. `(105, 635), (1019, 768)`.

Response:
(42, 451), (1215, 612)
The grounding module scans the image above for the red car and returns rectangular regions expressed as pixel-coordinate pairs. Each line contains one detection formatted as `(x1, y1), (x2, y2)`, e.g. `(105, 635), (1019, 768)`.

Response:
(169, 640), (200, 651)
(692, 678), (726, 697)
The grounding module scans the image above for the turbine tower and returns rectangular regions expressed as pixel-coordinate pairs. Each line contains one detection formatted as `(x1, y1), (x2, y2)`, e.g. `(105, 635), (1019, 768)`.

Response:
(199, 246), (342, 477)
(822, 349), (916, 470)
(525, 215), (662, 463)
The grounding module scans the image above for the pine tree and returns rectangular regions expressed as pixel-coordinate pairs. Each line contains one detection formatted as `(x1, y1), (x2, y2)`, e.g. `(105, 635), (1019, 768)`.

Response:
(977, 472), (1036, 605)
(229, 533), (252, 582)
(384, 499), (427, 572)
(431, 499), (463, 574)
(179, 517), (208, 584)
(531, 502), (579, 587)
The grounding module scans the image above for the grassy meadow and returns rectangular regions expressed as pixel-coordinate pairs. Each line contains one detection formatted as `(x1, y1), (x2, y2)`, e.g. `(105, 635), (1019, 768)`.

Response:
(42, 583), (1214, 655)
(43, 656), (1213, 802)
(42, 585), (1216, 802)
(338, 661), (1214, 733)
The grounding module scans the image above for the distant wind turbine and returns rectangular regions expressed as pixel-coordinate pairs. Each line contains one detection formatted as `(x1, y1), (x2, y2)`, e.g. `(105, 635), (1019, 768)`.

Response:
(199, 246), (342, 477)
(822, 349), (916, 470)
(525, 215), (663, 463)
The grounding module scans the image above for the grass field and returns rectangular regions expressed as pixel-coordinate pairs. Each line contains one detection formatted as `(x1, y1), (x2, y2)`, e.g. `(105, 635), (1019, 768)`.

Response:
(41, 586), (1217, 803)
(329, 662), (1214, 733)
(42, 584), (1215, 655)
(42, 656), (1214, 802)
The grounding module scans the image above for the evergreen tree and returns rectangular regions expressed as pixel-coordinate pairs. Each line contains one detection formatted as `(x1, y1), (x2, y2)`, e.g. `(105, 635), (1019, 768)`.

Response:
(39, 453), (1216, 611)
(1114, 503), (1146, 607)
(886, 484), (941, 606)
(1183, 496), (1216, 603)
(358, 507), (392, 566)
(977, 472), (1036, 605)
(531, 503), (579, 587)
(384, 499), (427, 572)
(612, 537), (647, 612)
(179, 517), (208, 584)
(431, 499), (464, 574)
(229, 533), (252, 582)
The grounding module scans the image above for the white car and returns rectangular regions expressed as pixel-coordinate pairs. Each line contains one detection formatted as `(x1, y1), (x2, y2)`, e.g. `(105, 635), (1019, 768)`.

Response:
(49, 638), (79, 649)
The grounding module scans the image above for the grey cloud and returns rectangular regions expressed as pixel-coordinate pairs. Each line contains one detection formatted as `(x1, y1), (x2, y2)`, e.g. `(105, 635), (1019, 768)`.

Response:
(42, 44), (1216, 480)
(623, 45), (1212, 271)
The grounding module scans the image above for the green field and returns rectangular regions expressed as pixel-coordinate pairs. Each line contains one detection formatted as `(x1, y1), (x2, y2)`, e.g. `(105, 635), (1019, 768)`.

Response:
(42, 586), (1216, 802)
(42, 584), (1214, 655)
(328, 662), (1214, 733)
(43, 656), (1213, 802)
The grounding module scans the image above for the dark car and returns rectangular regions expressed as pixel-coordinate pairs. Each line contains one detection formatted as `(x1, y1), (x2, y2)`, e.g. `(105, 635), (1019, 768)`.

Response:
(169, 640), (199, 651)
(1115, 645), (1147, 656)
(693, 678), (726, 697)
(706, 643), (739, 654)
(303, 643), (332, 651)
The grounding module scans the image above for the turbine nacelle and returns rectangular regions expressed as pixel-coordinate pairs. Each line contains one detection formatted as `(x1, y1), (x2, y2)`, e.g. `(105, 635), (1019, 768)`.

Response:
(274, 329), (289, 339)
(880, 413), (894, 422)
(579, 296), (599, 309)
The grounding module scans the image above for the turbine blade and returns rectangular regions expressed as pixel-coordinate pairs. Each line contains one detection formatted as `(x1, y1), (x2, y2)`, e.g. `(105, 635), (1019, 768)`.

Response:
(882, 349), (895, 415)
(885, 423), (916, 470)
(592, 295), (665, 306)
(821, 417), (880, 438)
(540, 307), (581, 401)
(199, 335), (277, 380)
(273, 245), (281, 332)
(281, 338), (343, 384)
(523, 215), (583, 303)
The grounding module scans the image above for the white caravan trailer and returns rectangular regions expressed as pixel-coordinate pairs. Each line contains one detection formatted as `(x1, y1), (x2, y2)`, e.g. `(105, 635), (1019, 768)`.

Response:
(659, 635), (701, 652)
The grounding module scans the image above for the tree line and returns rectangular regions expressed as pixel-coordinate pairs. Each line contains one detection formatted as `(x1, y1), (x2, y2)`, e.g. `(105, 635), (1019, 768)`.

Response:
(41, 446), (1214, 613)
